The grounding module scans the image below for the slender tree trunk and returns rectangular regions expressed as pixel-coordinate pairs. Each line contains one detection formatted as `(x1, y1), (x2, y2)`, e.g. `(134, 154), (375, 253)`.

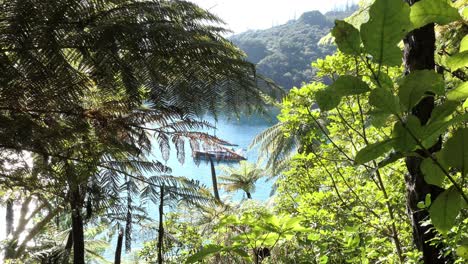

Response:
(70, 187), (85, 264)
(403, 1), (451, 262)
(208, 156), (220, 201)
(157, 185), (164, 264)
(125, 176), (132, 252)
(114, 227), (124, 264)
(246, 192), (252, 199)
(6, 199), (13, 236)
(4, 199), (15, 259)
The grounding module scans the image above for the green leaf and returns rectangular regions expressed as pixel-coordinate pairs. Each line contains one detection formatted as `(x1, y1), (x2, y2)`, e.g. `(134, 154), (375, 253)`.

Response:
(315, 88), (341, 111)
(373, 72), (394, 90)
(308, 233), (320, 241)
(440, 128), (468, 174)
(398, 70), (444, 111)
(423, 113), (468, 148)
(460, 35), (468, 52)
(355, 139), (395, 164)
(315, 76), (370, 111)
(447, 82), (468, 101)
(410, 0), (461, 29)
(446, 51), (468, 71)
(369, 110), (390, 128)
(332, 20), (361, 55)
(429, 187), (462, 235)
(425, 193), (432, 207)
(378, 151), (404, 168)
(456, 244), (468, 259)
(421, 157), (445, 187)
(392, 115), (422, 152)
(186, 244), (224, 263)
(360, 0), (411, 66)
(369, 88), (400, 114)
(330, 75), (371, 96)
(427, 101), (458, 124)
(319, 255), (329, 264)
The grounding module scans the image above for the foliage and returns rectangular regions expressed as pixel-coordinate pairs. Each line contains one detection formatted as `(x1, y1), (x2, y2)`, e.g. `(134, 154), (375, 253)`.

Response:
(275, 0), (468, 262)
(217, 161), (266, 199)
(231, 6), (358, 89)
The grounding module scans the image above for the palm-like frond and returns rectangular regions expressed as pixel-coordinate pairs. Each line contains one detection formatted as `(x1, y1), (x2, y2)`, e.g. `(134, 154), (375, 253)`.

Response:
(250, 122), (298, 176)
(217, 161), (266, 197)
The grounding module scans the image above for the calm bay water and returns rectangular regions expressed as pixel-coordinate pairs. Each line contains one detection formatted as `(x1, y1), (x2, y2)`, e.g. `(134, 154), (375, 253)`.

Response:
(160, 115), (274, 201)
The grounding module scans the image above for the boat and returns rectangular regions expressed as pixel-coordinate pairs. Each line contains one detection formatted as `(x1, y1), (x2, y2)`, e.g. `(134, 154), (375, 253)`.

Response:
(193, 148), (246, 161)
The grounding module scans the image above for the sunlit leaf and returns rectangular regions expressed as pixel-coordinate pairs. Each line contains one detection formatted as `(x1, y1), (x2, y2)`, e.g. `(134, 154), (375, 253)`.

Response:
(440, 128), (468, 174)
(332, 20), (362, 55)
(460, 35), (468, 52)
(355, 139), (395, 164)
(456, 244), (468, 259)
(410, 0), (461, 29)
(447, 82), (468, 101)
(369, 88), (400, 114)
(392, 115), (422, 152)
(185, 244), (223, 263)
(397, 70), (444, 111)
(360, 0), (411, 66)
(331, 75), (370, 95)
(315, 88), (341, 111)
(446, 51), (468, 71)
(421, 157), (445, 187)
(429, 187), (462, 235)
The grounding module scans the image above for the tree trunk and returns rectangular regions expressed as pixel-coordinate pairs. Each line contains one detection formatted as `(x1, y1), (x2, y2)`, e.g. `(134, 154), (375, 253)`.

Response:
(246, 192), (252, 199)
(6, 199), (13, 236)
(125, 177), (132, 252)
(114, 227), (124, 264)
(70, 188), (85, 264)
(403, 1), (451, 262)
(208, 156), (220, 201)
(157, 185), (164, 264)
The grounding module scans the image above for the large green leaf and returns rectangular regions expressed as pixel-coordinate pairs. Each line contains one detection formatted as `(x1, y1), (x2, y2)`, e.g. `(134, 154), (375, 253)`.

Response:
(331, 75), (370, 95)
(369, 88), (400, 114)
(429, 187), (462, 234)
(447, 82), (468, 101)
(410, 0), (461, 29)
(315, 88), (341, 111)
(421, 157), (445, 187)
(186, 244), (224, 263)
(440, 128), (468, 174)
(315, 76), (370, 111)
(332, 20), (362, 55)
(360, 0), (411, 66)
(460, 35), (468, 52)
(392, 115), (422, 152)
(355, 139), (395, 164)
(424, 113), (468, 148)
(427, 101), (458, 125)
(397, 70), (445, 111)
(456, 244), (468, 259)
(446, 51), (468, 71)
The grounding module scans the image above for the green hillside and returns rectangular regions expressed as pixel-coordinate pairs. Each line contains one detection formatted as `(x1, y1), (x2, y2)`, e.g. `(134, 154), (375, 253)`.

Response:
(231, 6), (357, 89)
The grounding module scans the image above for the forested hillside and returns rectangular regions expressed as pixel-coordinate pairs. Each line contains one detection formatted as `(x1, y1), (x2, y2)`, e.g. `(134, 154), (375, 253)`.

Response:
(231, 6), (357, 89)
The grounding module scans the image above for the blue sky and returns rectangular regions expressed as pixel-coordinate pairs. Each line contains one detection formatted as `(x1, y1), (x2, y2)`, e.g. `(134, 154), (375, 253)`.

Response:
(190, 0), (357, 33)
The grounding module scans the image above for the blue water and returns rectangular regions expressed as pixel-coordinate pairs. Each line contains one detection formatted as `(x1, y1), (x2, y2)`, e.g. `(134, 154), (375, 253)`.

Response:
(158, 115), (274, 201)
(103, 115), (276, 260)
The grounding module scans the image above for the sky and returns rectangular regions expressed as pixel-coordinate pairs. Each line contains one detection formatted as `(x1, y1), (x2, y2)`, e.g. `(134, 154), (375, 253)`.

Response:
(189, 0), (357, 34)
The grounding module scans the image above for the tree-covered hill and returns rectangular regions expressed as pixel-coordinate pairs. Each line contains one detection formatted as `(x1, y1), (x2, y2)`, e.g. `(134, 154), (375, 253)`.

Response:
(231, 6), (357, 89)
